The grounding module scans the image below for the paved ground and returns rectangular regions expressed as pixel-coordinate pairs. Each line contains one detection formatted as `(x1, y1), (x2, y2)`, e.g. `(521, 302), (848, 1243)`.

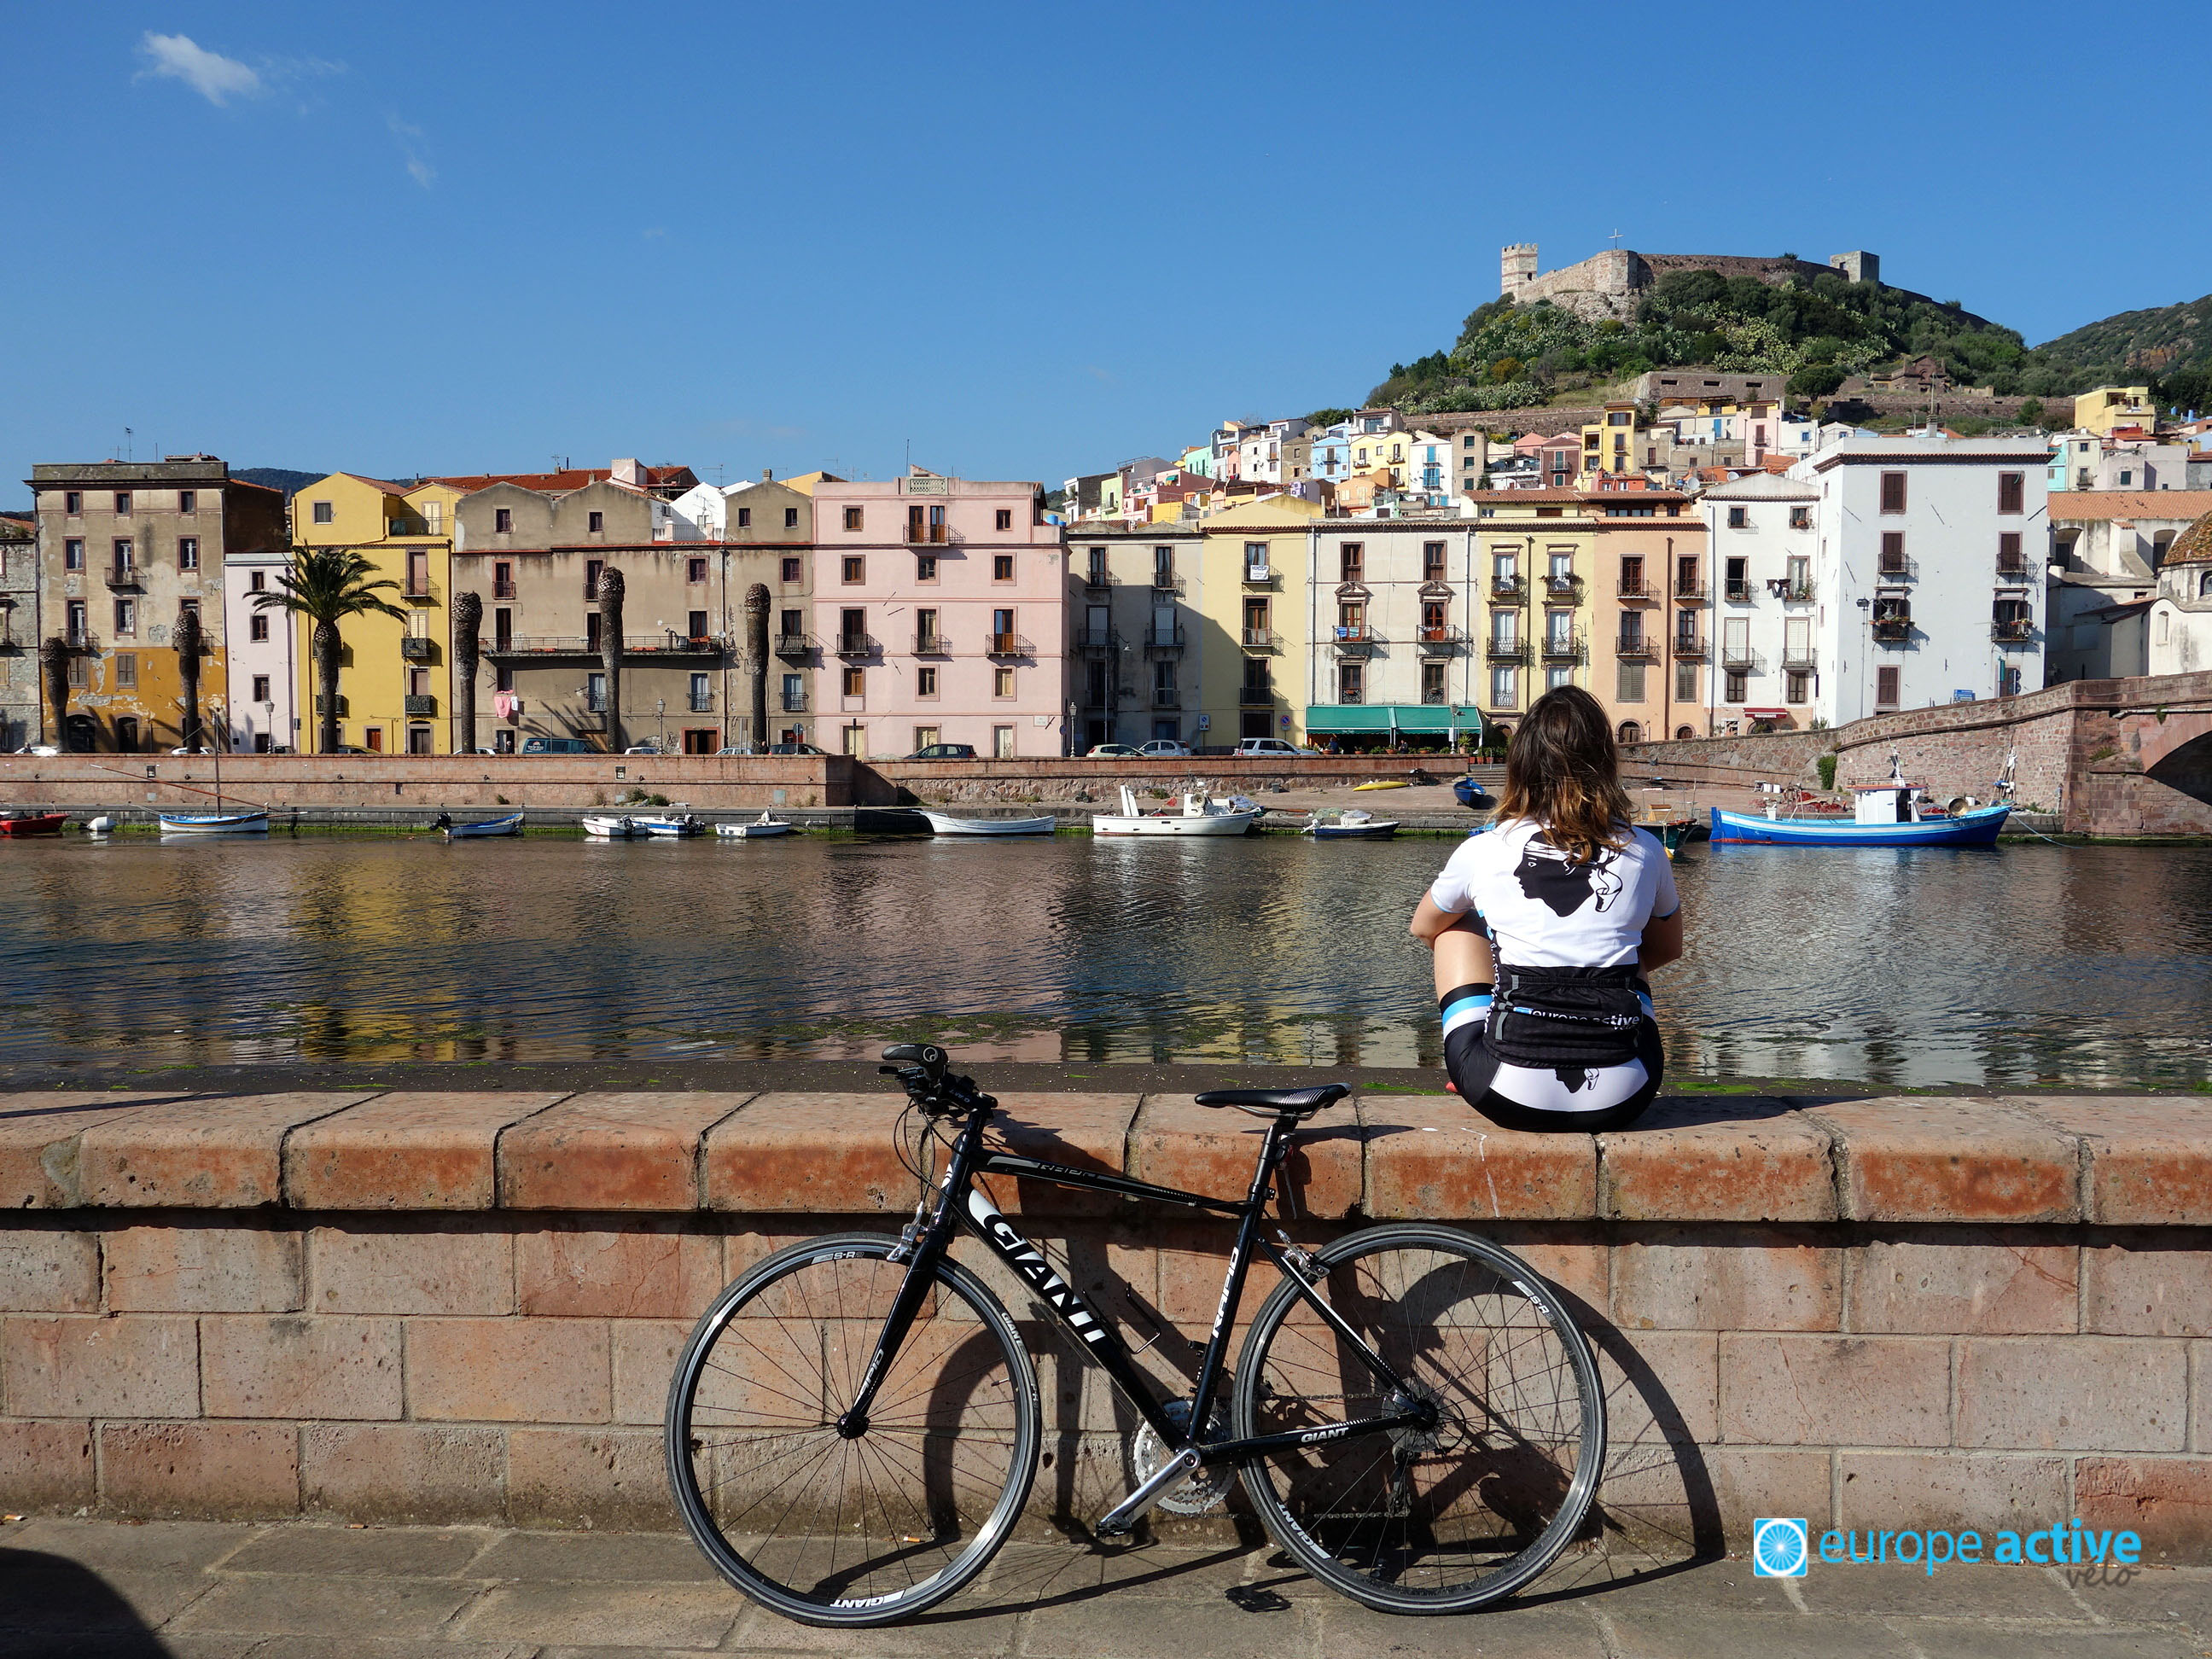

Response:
(6, 1516), (2210, 1658)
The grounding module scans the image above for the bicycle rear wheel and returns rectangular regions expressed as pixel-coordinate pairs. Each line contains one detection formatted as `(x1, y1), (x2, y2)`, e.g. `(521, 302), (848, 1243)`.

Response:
(666, 1233), (1040, 1627)
(1232, 1223), (1604, 1614)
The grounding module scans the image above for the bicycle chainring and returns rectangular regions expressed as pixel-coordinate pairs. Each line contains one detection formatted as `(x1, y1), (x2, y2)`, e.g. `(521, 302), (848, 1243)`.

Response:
(1130, 1400), (1236, 1516)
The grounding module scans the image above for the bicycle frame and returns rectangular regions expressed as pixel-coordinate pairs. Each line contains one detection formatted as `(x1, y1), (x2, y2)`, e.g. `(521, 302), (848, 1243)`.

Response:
(837, 1102), (1429, 1467)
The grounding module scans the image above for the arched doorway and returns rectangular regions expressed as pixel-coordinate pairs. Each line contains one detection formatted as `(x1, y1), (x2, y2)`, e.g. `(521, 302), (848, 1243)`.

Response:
(63, 714), (96, 753)
(1617, 721), (1643, 745)
(1674, 725), (1697, 741)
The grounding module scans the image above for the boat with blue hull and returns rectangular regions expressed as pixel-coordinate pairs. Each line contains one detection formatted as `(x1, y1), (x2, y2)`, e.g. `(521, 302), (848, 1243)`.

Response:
(1710, 803), (2009, 847)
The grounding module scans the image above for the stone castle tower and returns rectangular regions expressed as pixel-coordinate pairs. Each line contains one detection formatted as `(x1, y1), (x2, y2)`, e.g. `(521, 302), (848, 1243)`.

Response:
(1500, 243), (1539, 302)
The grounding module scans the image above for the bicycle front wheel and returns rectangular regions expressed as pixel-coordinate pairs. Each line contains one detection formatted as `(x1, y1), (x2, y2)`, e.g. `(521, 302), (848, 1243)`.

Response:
(666, 1232), (1040, 1627)
(1232, 1223), (1604, 1614)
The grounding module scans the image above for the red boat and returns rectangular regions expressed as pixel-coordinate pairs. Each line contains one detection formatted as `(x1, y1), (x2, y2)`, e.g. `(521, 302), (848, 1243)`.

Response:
(0, 812), (67, 837)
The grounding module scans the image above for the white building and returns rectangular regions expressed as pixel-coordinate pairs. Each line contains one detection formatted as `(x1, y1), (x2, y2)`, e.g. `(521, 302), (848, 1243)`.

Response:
(2146, 511), (2212, 676)
(1301, 518), (1483, 749)
(1793, 434), (2052, 722)
(1698, 473), (1820, 731)
(220, 547), (300, 752)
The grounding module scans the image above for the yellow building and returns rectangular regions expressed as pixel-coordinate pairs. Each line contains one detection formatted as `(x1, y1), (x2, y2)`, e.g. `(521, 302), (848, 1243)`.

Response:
(1469, 490), (1597, 736)
(1196, 495), (1324, 746)
(1580, 402), (1642, 479)
(291, 472), (455, 753)
(2074, 386), (2157, 435)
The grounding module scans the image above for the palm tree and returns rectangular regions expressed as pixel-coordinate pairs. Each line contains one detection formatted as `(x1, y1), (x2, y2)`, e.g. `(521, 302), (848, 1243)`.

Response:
(40, 636), (71, 748)
(597, 566), (625, 752)
(174, 604), (204, 751)
(251, 546), (408, 754)
(452, 591), (481, 754)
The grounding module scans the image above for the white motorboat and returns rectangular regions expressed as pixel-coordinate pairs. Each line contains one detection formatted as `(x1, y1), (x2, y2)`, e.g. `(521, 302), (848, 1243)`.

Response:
(1091, 787), (1257, 838)
(918, 810), (1057, 837)
(718, 812), (794, 839)
(582, 814), (639, 839)
(634, 813), (706, 837)
(159, 809), (270, 835)
(1301, 807), (1399, 840)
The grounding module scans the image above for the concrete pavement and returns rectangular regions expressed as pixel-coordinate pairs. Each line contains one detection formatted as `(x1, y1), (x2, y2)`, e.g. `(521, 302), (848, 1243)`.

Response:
(5, 1515), (2210, 1658)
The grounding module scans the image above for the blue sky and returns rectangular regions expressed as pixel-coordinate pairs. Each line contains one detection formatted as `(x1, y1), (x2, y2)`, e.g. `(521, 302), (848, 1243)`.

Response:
(7, 3), (2206, 501)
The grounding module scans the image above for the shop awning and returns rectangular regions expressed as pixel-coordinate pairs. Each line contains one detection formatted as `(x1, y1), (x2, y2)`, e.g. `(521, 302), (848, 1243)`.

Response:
(1304, 705), (1487, 735)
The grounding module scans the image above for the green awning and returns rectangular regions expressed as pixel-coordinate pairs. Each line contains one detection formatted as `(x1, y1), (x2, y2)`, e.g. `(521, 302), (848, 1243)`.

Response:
(1304, 705), (1486, 735)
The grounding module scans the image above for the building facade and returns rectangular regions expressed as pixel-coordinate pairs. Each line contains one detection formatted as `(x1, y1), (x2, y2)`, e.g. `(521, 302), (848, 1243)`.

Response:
(1301, 519), (1481, 748)
(1065, 526), (1202, 750)
(220, 545), (300, 751)
(0, 515), (34, 749)
(28, 457), (287, 752)
(1469, 490), (1596, 739)
(1695, 474), (1819, 734)
(810, 470), (1062, 759)
(2146, 512), (2212, 676)
(1196, 496), (1324, 748)
(1586, 482), (1708, 742)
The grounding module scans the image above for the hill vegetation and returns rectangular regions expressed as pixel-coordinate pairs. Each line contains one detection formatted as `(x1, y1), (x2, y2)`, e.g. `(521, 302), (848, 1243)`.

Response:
(2034, 294), (2212, 415)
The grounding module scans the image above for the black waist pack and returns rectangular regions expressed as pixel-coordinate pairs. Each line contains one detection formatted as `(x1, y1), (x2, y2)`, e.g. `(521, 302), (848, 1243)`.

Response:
(1483, 965), (1649, 1069)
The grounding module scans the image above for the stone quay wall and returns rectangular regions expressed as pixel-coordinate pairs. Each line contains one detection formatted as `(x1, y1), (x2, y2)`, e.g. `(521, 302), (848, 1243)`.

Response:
(5, 1087), (2212, 1560)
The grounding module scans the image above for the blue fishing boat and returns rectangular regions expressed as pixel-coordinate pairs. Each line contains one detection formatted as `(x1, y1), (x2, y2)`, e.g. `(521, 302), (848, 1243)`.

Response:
(1452, 776), (1493, 813)
(1711, 763), (2008, 847)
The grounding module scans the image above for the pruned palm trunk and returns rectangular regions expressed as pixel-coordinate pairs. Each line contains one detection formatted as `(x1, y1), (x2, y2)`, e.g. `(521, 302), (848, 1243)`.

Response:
(744, 582), (770, 752)
(452, 591), (481, 754)
(175, 605), (204, 751)
(597, 567), (625, 753)
(40, 637), (70, 748)
(314, 622), (341, 754)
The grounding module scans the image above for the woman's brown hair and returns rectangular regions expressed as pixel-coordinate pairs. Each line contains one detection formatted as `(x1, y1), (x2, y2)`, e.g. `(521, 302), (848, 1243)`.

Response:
(1495, 685), (1633, 864)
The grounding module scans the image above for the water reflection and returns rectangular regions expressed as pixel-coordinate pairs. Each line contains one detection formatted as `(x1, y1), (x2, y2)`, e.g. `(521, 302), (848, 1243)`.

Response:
(0, 835), (2208, 1088)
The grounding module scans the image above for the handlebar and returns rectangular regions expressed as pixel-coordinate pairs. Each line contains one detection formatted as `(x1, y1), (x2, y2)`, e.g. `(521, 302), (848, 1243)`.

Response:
(878, 1043), (995, 1117)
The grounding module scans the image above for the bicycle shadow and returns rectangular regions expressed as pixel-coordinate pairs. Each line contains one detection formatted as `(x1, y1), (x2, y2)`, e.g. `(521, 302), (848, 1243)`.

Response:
(0, 1545), (175, 1656)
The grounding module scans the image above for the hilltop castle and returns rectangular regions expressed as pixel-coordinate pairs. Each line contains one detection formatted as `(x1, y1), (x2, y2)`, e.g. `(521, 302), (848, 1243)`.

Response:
(1500, 243), (1881, 323)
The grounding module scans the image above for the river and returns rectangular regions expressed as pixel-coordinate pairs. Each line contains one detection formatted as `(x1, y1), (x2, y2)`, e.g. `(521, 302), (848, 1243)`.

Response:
(1, 832), (2208, 1090)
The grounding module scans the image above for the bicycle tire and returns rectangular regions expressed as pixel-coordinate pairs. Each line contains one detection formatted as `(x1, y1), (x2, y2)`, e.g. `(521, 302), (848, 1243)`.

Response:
(1231, 1222), (1604, 1614)
(666, 1232), (1040, 1627)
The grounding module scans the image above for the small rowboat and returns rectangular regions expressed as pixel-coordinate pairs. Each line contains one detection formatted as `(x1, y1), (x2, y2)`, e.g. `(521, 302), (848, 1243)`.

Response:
(1353, 778), (1409, 792)
(919, 811), (1057, 837)
(1303, 807), (1399, 840)
(582, 814), (639, 839)
(718, 812), (793, 840)
(441, 812), (523, 841)
(1452, 777), (1494, 813)
(159, 809), (269, 835)
(0, 812), (67, 837)
(634, 814), (706, 837)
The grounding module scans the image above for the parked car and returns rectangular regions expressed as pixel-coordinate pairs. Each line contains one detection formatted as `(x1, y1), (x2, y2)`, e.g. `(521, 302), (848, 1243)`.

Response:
(713, 745), (752, 756)
(1086, 743), (1142, 758)
(1233, 736), (1303, 757)
(766, 742), (827, 755)
(168, 747), (212, 756)
(622, 743), (663, 755)
(1137, 739), (1192, 759)
(905, 743), (977, 760)
(521, 736), (597, 755)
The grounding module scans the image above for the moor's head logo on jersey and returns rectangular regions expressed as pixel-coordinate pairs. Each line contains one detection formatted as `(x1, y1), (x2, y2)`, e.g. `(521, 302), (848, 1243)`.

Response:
(1512, 838), (1622, 917)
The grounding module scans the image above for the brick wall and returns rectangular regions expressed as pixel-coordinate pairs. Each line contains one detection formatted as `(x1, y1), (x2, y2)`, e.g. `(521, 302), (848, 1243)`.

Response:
(5, 1088), (2212, 1559)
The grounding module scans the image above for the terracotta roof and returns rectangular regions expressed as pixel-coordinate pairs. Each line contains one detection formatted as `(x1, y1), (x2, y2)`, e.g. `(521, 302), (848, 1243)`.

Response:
(428, 469), (612, 494)
(2165, 510), (2212, 566)
(1470, 488), (1588, 503)
(2048, 491), (2212, 523)
(332, 471), (415, 495)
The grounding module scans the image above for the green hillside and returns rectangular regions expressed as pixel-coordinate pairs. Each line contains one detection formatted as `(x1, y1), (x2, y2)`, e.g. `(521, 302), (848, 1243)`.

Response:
(2034, 294), (2212, 413)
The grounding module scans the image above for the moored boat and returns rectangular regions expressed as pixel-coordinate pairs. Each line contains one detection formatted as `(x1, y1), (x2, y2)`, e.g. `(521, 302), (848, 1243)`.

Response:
(1091, 787), (1255, 837)
(1302, 807), (1399, 840)
(158, 809), (269, 835)
(1711, 761), (2008, 847)
(918, 810), (1057, 837)
(1452, 776), (1493, 813)
(717, 812), (793, 839)
(581, 814), (640, 839)
(0, 812), (67, 837)
(440, 812), (523, 841)
(634, 813), (706, 837)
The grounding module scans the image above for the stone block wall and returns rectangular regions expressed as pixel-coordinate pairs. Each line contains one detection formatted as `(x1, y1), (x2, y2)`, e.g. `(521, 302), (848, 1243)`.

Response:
(4, 1088), (2212, 1561)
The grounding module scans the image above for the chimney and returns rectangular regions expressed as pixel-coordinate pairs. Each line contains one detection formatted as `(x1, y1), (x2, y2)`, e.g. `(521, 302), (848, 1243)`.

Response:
(761, 469), (773, 481)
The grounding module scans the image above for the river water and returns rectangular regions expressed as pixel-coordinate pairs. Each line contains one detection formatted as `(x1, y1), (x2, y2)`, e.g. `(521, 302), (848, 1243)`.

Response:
(2, 832), (2209, 1089)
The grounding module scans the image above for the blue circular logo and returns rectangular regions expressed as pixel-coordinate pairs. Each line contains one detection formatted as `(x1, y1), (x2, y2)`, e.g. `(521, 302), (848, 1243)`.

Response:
(1755, 1517), (1807, 1577)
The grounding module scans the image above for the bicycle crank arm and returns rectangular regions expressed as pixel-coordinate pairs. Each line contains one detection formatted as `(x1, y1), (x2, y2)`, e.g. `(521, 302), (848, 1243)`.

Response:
(1096, 1447), (1202, 1538)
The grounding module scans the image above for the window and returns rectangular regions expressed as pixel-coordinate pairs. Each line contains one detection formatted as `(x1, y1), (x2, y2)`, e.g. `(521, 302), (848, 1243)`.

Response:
(63, 492), (81, 515)
(1489, 664), (1518, 707)
(114, 653), (137, 689)
(1725, 670), (1749, 701)
(1546, 666), (1573, 691)
(586, 672), (607, 712)
(1421, 661), (1447, 704)
(1998, 532), (2023, 573)
(1880, 532), (1906, 574)
(67, 655), (86, 687)
(587, 510), (604, 533)
(1339, 542), (1365, 581)
(1726, 506), (1747, 528)
(1726, 556), (1750, 600)
(1786, 671), (1809, 704)
(842, 556), (865, 584)
(844, 507), (864, 532)
(586, 613), (604, 650)
(408, 726), (434, 755)
(1617, 659), (1646, 703)
(1337, 600), (1365, 639)
(783, 672), (806, 709)
(178, 490), (195, 514)
(784, 507), (800, 529)
(114, 492), (131, 515)
(64, 538), (83, 570)
(736, 507), (752, 528)
(113, 538), (134, 572)
(492, 560), (514, 598)
(992, 608), (1016, 651)
(310, 499), (335, 526)
(1152, 546), (1175, 586)
(178, 536), (198, 570)
(1998, 472), (2024, 515)
(992, 725), (1016, 760)
(1790, 506), (1810, 529)
(1879, 472), (1906, 513)
(841, 607), (865, 649)
(67, 600), (87, 642)
(407, 667), (428, 697)
(992, 555), (1015, 580)
(249, 614), (270, 643)
(252, 674), (271, 703)
(1337, 661), (1365, 704)
(916, 555), (937, 582)
(406, 549), (429, 597)
(1676, 661), (1699, 701)
(779, 608), (802, 642)
(493, 508), (513, 533)
(1152, 659), (1176, 701)
(687, 609), (707, 640)
(114, 597), (136, 634)
(994, 667), (1016, 698)
(689, 672), (712, 713)
(781, 556), (802, 582)
(1876, 666), (1901, 708)
(249, 570), (265, 591)
(1423, 541), (1447, 581)
(917, 667), (938, 698)
(843, 665), (864, 696)
(687, 557), (707, 584)
(995, 509), (1013, 531)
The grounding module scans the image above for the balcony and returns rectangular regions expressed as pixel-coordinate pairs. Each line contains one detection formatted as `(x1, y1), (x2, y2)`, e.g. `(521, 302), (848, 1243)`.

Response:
(313, 695), (348, 716)
(904, 523), (950, 545)
(1615, 579), (1651, 600)
(1725, 583), (1757, 604)
(1780, 647), (1819, 670)
(485, 633), (719, 657)
(1243, 562), (1275, 585)
(1672, 634), (1708, 659)
(1490, 575), (1525, 600)
(1544, 573), (1583, 597)
(65, 629), (101, 653)
(493, 582), (518, 600)
(1150, 572), (1184, 595)
(1416, 624), (1463, 654)
(404, 579), (434, 600)
(103, 563), (143, 590)
(1615, 633), (1656, 658)
(913, 631), (952, 655)
(1993, 618), (2036, 642)
(1877, 559), (1917, 584)
(1871, 617), (1912, 643)
(1674, 579), (1710, 602)
(1331, 625), (1379, 655)
(1238, 686), (1275, 706)
(1074, 627), (1118, 655)
(781, 692), (808, 713)
(688, 695), (714, 713)
(1995, 560), (2034, 585)
(835, 632), (876, 658)
(399, 637), (435, 661)
(1486, 637), (1528, 661)
(1721, 645), (1759, 670)
(1142, 625), (1185, 655)
(987, 633), (1032, 657)
(1082, 568), (1114, 592)
(1540, 632), (1583, 662)
(1150, 690), (1180, 709)
(1242, 628), (1280, 651)
(775, 632), (814, 658)
(1778, 581), (1814, 602)
(403, 694), (437, 717)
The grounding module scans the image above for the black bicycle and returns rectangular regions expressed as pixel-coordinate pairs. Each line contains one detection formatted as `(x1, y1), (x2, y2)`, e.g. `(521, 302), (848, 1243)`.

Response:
(665, 1044), (1604, 1625)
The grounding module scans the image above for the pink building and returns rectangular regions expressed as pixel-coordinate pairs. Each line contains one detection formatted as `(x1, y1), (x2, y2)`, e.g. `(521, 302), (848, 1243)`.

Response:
(811, 469), (1067, 759)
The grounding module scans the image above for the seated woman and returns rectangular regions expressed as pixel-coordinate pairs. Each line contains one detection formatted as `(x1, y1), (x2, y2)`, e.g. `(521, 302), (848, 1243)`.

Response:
(1408, 685), (1681, 1132)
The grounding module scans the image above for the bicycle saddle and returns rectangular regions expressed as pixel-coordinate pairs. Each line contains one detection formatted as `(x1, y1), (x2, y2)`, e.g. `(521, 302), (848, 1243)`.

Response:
(1191, 1084), (1350, 1120)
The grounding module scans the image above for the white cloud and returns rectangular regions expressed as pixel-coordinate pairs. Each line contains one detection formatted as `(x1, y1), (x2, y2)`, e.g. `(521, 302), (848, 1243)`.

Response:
(389, 116), (435, 189)
(138, 32), (263, 105)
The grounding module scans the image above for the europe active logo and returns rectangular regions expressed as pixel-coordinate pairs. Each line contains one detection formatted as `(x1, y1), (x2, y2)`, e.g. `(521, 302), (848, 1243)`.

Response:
(1753, 1517), (2145, 1577)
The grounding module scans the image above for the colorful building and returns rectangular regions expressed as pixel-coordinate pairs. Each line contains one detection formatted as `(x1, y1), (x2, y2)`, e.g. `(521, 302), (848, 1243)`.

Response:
(1065, 524), (1203, 749)
(1301, 519), (1482, 749)
(1469, 489), (1597, 738)
(1585, 480), (1708, 742)
(1196, 495), (1324, 747)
